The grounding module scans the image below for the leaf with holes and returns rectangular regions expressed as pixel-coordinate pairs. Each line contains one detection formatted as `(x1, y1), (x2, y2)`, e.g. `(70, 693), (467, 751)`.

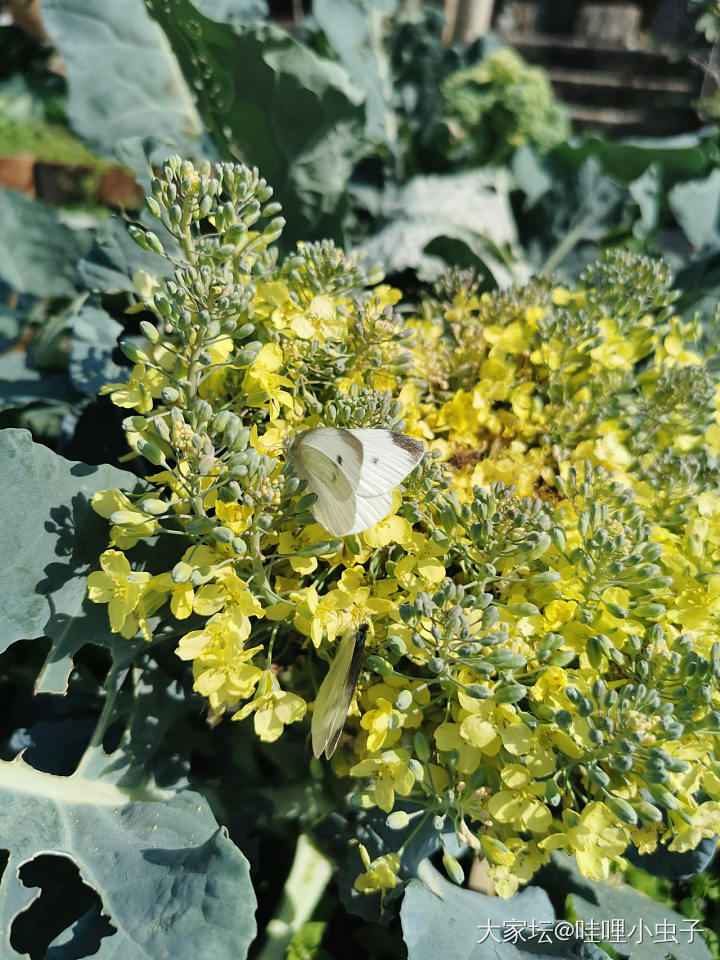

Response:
(0, 756), (257, 958)
(0, 428), (145, 694)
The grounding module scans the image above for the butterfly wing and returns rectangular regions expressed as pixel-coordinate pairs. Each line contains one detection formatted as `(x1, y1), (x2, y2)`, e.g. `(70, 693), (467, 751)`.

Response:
(311, 624), (368, 759)
(289, 426), (424, 536)
(290, 435), (359, 536)
(346, 429), (425, 498)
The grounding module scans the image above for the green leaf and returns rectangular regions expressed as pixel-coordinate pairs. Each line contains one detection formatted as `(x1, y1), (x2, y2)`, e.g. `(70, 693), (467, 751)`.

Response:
(549, 854), (713, 960)
(633, 836), (718, 880)
(142, 2), (366, 241)
(556, 129), (719, 187)
(193, 0), (268, 22)
(68, 303), (125, 397)
(512, 145), (554, 209)
(400, 863), (555, 959)
(629, 164), (661, 239)
(0, 428), (143, 693)
(0, 352), (79, 412)
(77, 215), (172, 293)
(669, 169), (720, 249)
(0, 756), (257, 958)
(41, 0), (203, 156)
(0, 190), (89, 297)
(314, 0), (397, 145)
(358, 169), (525, 285)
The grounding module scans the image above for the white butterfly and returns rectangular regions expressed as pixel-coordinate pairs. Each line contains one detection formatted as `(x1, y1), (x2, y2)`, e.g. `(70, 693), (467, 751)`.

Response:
(311, 622), (368, 759)
(288, 426), (425, 536)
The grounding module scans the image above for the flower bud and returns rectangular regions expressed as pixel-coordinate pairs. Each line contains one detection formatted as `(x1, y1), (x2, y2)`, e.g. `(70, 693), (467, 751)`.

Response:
(386, 811), (409, 830)
(442, 852), (464, 886)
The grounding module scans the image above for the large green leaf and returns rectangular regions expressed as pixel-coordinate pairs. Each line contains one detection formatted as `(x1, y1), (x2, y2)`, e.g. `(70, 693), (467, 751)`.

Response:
(143, 1), (365, 241)
(0, 190), (89, 298)
(400, 863), (555, 960)
(0, 352), (79, 412)
(41, 0), (203, 157)
(314, 0), (397, 145)
(194, 0), (268, 21)
(669, 169), (720, 250)
(77, 215), (172, 294)
(546, 854), (713, 960)
(556, 129), (719, 187)
(68, 304), (125, 397)
(0, 756), (257, 958)
(358, 169), (526, 285)
(0, 428), (143, 693)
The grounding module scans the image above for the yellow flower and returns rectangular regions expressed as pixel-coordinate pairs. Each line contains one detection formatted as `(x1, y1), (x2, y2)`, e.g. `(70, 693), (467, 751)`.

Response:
(360, 698), (403, 752)
(91, 489), (158, 549)
(176, 608), (264, 713)
(233, 670), (307, 742)
(242, 343), (294, 420)
(99, 364), (165, 413)
(350, 749), (416, 812)
(487, 764), (553, 833)
(87, 550), (151, 635)
(540, 802), (629, 881)
(354, 846), (401, 895)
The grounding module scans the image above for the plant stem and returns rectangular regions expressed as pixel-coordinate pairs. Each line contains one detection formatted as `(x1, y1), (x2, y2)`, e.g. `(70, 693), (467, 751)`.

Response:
(255, 834), (333, 960)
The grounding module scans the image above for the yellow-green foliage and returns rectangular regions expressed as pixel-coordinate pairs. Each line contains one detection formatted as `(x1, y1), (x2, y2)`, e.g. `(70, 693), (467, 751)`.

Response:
(442, 47), (570, 164)
(89, 157), (720, 898)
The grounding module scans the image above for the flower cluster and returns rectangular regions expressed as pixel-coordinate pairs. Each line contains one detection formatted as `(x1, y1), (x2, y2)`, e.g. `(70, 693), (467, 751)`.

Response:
(441, 47), (570, 165)
(88, 158), (720, 897)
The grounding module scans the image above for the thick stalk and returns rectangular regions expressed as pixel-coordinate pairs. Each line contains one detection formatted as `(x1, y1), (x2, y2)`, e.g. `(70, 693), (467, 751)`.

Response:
(255, 834), (333, 960)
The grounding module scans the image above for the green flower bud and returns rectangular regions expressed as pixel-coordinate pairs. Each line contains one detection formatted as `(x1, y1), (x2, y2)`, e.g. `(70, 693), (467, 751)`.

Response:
(395, 689), (413, 711)
(630, 603), (666, 619)
(141, 498), (167, 516)
(399, 603), (417, 625)
(120, 340), (149, 364)
(442, 852), (464, 886)
(413, 732), (431, 761)
(235, 322), (255, 340)
(606, 796), (638, 825)
(507, 602), (540, 617)
(110, 510), (147, 526)
(136, 438), (167, 466)
(636, 800), (663, 823)
(144, 231), (165, 256)
(366, 655), (394, 677)
(123, 415), (148, 432)
(588, 767), (610, 788)
(386, 811), (410, 830)
(171, 561), (193, 583)
(296, 540), (343, 557)
(211, 526), (235, 543)
(140, 320), (160, 343)
(605, 602), (628, 619)
(345, 534), (362, 555)
(161, 387), (179, 404)
(494, 683), (526, 704)
(647, 784), (679, 810)
(387, 635), (407, 657)
(408, 759), (424, 781)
